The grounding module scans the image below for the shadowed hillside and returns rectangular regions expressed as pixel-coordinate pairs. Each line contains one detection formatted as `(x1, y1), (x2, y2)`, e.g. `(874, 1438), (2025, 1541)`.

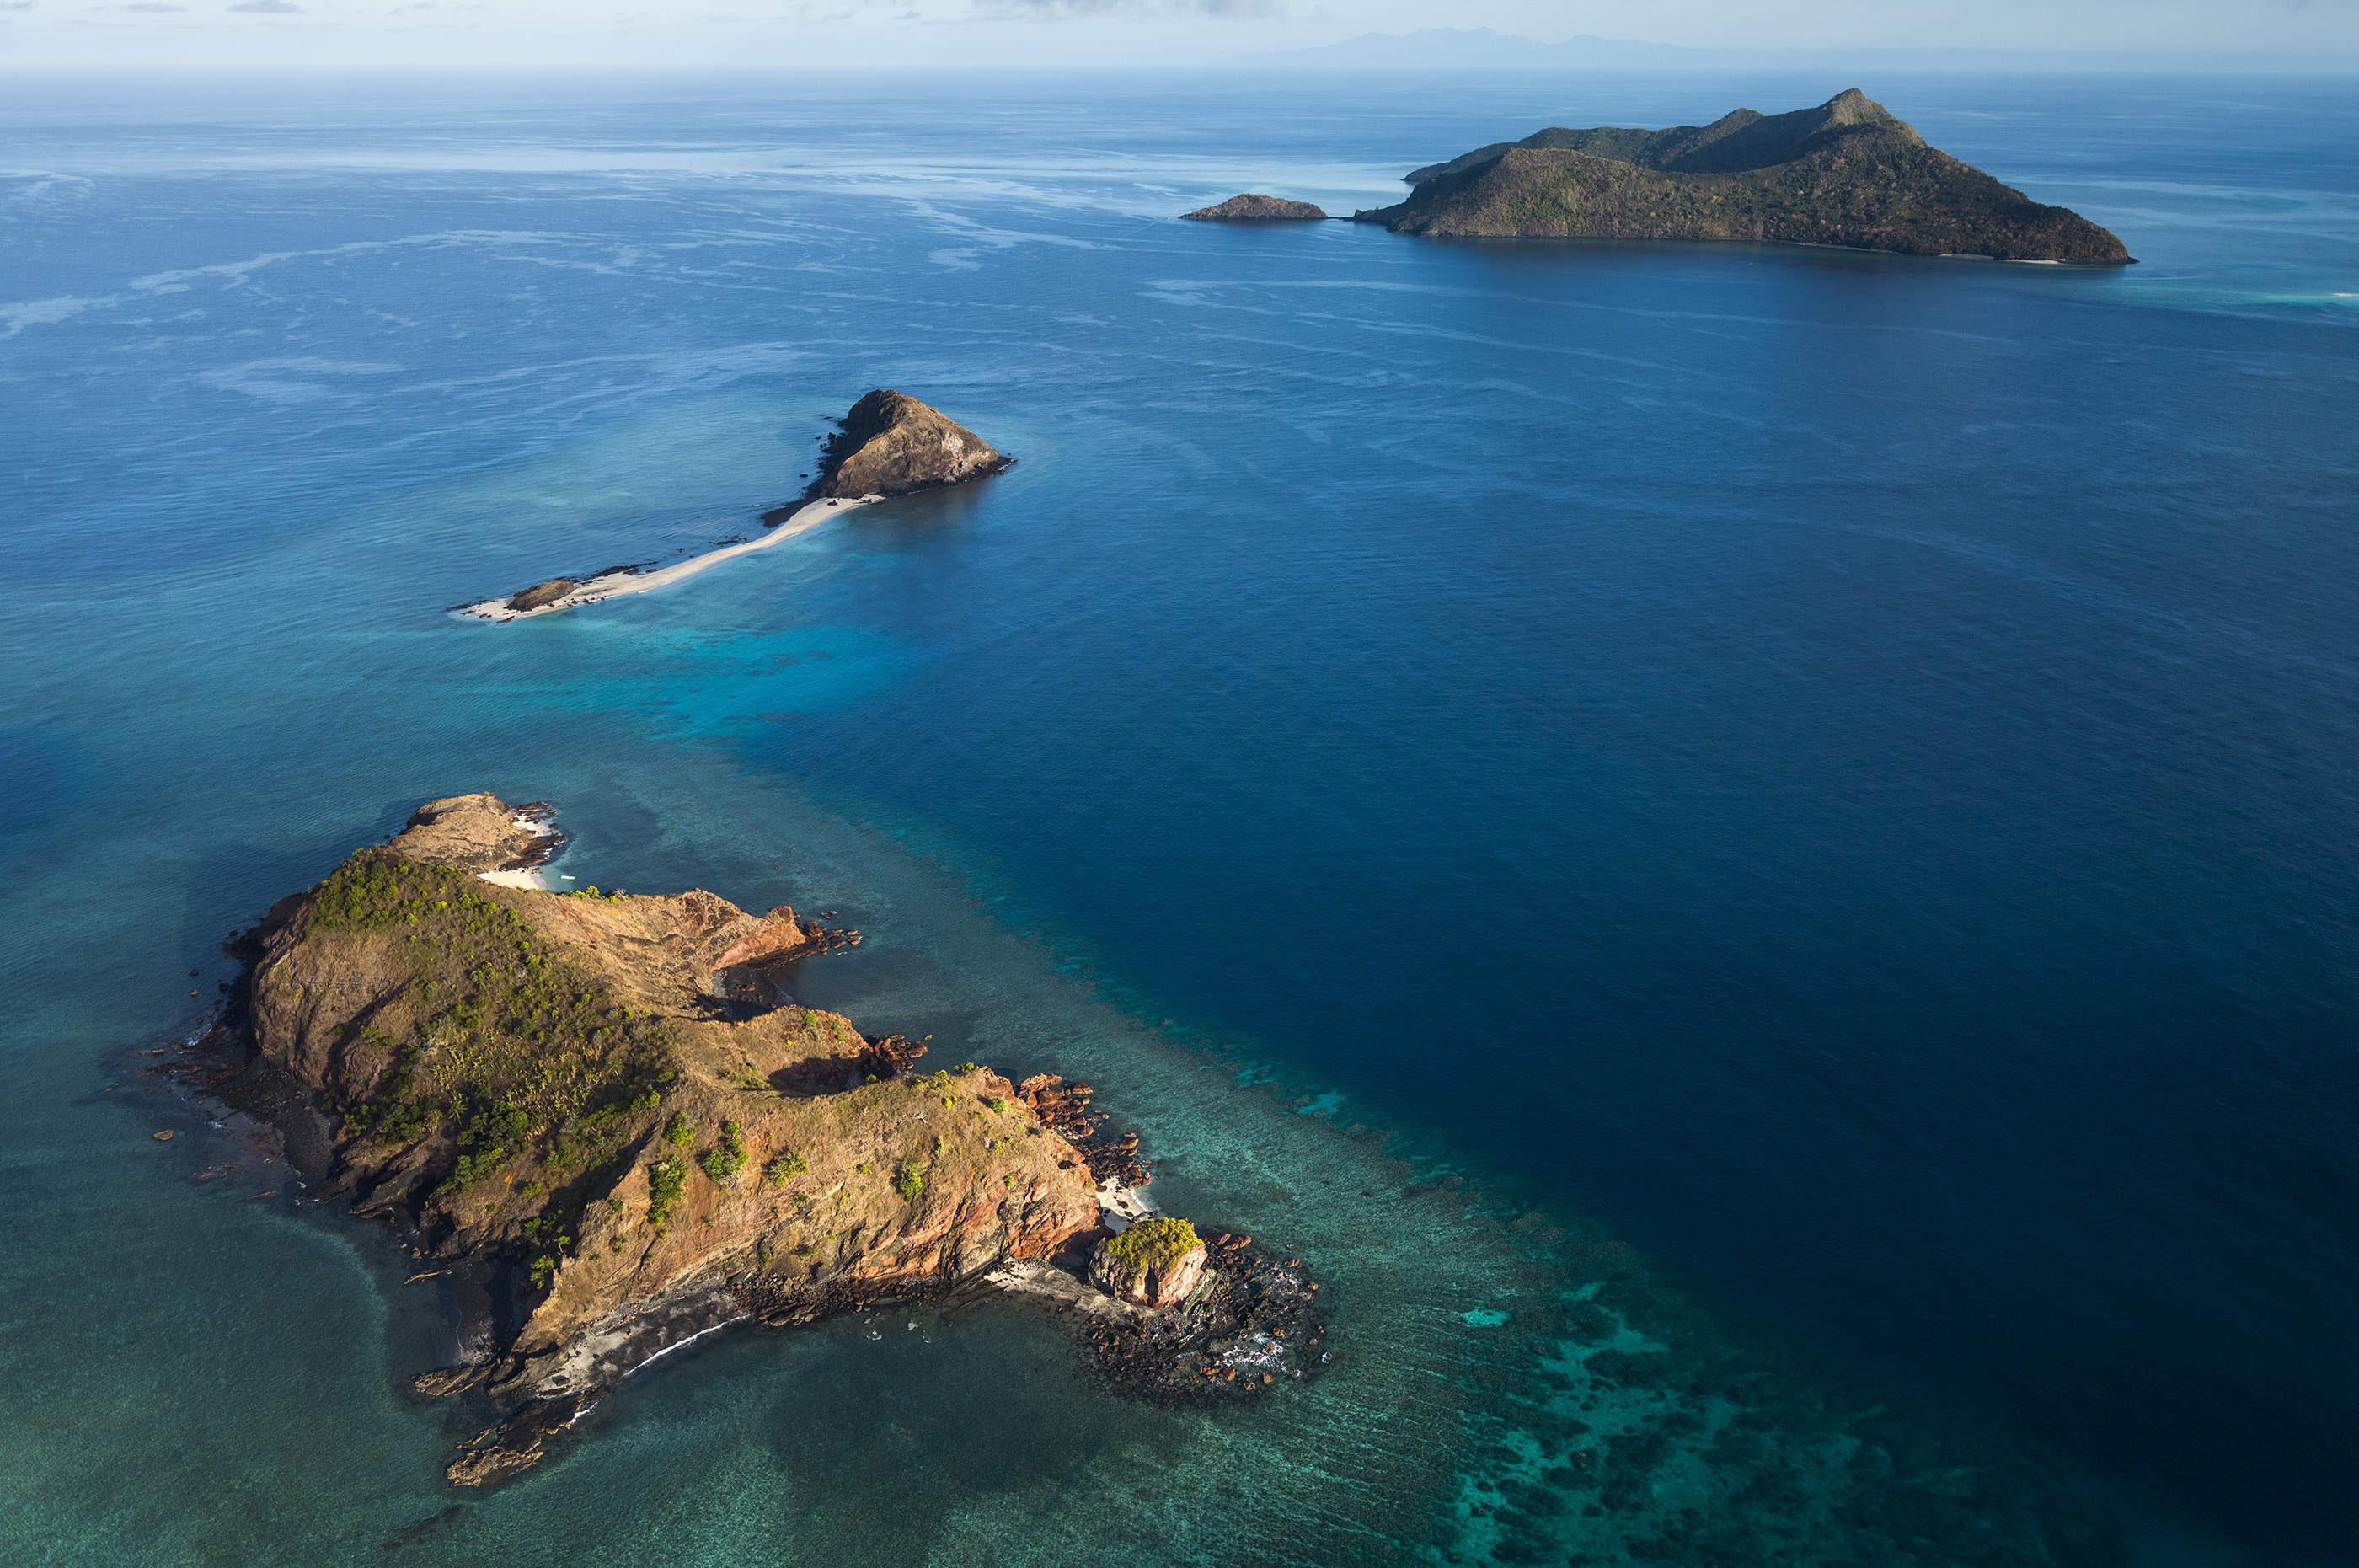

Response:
(1363, 90), (2131, 264)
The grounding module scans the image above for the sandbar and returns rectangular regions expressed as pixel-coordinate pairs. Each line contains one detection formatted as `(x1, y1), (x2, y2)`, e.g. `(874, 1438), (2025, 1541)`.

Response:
(461, 495), (879, 622)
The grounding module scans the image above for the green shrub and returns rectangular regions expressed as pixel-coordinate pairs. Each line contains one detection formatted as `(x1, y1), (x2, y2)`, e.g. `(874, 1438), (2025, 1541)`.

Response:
(763, 1150), (810, 1186)
(894, 1158), (926, 1204)
(1103, 1216), (1201, 1276)
(699, 1121), (748, 1183)
(663, 1111), (694, 1148)
(646, 1157), (688, 1227)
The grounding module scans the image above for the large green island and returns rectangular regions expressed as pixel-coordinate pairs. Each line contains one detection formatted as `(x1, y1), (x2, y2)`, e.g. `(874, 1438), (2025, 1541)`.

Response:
(1354, 88), (2132, 265)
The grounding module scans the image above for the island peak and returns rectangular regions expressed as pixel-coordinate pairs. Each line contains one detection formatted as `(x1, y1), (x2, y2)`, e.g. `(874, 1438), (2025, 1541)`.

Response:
(1362, 88), (2130, 265)
(795, 388), (1009, 511)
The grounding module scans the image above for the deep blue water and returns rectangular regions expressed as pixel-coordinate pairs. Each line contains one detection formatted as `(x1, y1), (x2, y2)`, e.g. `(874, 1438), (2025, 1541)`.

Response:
(3, 70), (2356, 1566)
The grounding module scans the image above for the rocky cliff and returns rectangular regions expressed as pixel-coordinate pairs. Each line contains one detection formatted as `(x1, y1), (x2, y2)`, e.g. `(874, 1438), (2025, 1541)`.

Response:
(227, 793), (1103, 1481)
(800, 389), (1009, 507)
(1357, 89), (2132, 265)
(1180, 194), (1329, 222)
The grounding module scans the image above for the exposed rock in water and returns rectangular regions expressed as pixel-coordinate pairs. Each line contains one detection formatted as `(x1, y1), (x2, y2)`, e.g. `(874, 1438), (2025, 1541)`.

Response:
(1356, 88), (2132, 265)
(1090, 1215), (1206, 1308)
(505, 580), (575, 613)
(794, 389), (1008, 511)
(1180, 193), (1329, 222)
(412, 1363), (490, 1399)
(387, 793), (564, 875)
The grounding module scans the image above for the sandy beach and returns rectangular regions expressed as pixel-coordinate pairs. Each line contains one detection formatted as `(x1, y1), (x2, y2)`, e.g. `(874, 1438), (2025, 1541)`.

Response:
(461, 495), (878, 622)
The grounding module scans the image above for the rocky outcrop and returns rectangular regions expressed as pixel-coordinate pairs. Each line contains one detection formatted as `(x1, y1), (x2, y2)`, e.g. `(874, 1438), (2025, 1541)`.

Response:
(1356, 89), (2132, 265)
(224, 793), (1107, 1483)
(710, 906), (824, 969)
(386, 793), (563, 875)
(1180, 194), (1329, 222)
(1089, 1216), (1206, 1308)
(505, 580), (575, 613)
(800, 389), (1008, 506)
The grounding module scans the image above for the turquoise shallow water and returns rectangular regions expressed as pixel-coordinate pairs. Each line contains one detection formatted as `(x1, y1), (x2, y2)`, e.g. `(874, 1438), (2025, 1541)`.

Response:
(3, 70), (2356, 1565)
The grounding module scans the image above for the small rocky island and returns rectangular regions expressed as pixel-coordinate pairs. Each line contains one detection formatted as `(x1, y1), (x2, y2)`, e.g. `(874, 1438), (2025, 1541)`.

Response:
(1180, 194), (1330, 222)
(764, 387), (1009, 522)
(195, 794), (1320, 1485)
(1354, 88), (2132, 264)
(471, 389), (1009, 623)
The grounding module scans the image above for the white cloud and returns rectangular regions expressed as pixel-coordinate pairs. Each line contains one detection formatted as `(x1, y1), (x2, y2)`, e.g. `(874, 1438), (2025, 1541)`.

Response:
(8, 0), (2356, 67)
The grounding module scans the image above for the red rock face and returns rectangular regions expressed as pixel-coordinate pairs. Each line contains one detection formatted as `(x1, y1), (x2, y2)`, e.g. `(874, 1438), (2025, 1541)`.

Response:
(710, 907), (820, 969)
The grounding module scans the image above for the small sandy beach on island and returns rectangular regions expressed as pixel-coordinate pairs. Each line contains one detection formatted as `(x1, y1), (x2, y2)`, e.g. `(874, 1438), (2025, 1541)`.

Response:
(460, 495), (880, 623)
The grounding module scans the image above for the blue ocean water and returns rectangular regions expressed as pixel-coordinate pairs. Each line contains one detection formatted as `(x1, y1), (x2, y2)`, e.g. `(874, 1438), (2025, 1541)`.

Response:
(3, 69), (2356, 1565)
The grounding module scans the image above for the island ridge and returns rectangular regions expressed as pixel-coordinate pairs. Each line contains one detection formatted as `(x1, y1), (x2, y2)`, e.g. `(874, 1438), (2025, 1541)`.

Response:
(1354, 89), (2132, 264)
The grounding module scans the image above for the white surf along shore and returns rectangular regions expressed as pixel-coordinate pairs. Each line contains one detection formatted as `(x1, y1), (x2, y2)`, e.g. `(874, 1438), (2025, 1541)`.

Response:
(475, 807), (567, 889)
(460, 495), (880, 623)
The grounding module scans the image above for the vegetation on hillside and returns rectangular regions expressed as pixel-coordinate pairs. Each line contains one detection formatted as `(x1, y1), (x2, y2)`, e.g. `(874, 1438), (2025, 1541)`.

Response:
(257, 843), (1097, 1325)
(1366, 90), (2131, 264)
(304, 854), (677, 1196)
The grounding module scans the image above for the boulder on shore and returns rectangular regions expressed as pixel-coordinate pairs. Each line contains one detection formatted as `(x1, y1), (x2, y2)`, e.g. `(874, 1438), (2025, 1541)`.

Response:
(505, 580), (575, 613)
(1180, 194), (1329, 222)
(1089, 1216), (1207, 1308)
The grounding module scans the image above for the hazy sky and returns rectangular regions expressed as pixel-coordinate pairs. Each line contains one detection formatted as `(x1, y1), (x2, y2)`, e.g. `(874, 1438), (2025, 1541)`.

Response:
(2, 0), (2352, 69)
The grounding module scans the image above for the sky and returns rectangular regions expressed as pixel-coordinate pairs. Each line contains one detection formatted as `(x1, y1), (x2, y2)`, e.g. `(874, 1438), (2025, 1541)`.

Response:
(0, 0), (2353, 73)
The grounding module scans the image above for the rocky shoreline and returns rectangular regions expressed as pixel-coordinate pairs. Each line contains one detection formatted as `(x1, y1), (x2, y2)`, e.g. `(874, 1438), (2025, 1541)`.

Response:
(147, 792), (1320, 1488)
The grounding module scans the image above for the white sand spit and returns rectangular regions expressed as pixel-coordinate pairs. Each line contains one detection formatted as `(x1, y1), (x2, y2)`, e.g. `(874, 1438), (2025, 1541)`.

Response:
(461, 495), (879, 622)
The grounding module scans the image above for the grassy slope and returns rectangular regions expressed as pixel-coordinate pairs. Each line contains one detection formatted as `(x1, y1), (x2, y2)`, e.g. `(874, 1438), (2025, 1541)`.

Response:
(1377, 92), (2131, 264)
(249, 851), (1099, 1355)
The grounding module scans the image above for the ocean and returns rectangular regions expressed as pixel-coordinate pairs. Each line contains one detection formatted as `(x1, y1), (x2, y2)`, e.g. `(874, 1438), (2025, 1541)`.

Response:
(2, 67), (2354, 1565)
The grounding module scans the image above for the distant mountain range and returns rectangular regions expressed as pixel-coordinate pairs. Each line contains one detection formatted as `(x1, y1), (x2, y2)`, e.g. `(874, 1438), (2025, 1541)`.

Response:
(1277, 26), (2352, 74)
(1289, 29), (1696, 69)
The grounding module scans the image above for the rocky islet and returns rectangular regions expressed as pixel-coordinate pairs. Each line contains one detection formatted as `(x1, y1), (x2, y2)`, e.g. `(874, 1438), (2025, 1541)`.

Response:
(177, 792), (1319, 1485)
(766, 388), (1010, 520)
(1180, 193), (1331, 222)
